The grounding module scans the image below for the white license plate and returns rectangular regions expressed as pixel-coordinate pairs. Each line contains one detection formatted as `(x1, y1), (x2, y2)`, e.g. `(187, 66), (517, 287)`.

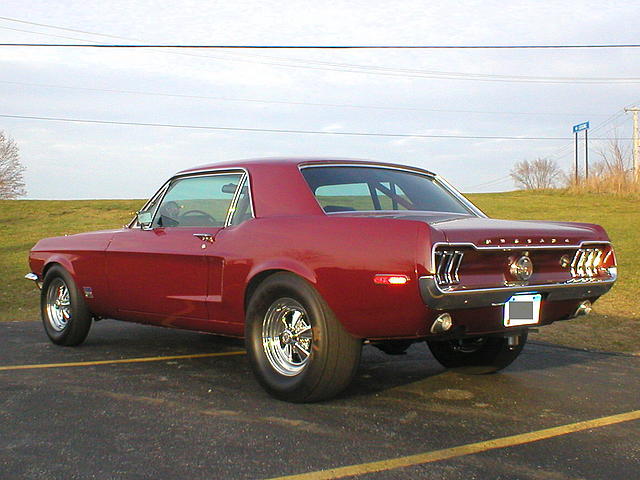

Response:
(503, 294), (542, 327)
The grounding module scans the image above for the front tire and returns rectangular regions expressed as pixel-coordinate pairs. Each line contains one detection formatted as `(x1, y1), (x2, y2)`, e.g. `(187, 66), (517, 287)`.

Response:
(427, 331), (527, 374)
(245, 273), (362, 402)
(41, 266), (92, 346)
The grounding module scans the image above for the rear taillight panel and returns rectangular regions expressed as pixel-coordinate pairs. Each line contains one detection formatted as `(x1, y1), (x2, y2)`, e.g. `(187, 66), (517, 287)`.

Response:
(570, 245), (616, 280)
(432, 243), (615, 290)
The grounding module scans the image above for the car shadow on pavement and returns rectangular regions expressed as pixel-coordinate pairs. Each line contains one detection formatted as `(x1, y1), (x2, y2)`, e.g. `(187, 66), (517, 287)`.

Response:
(79, 323), (613, 403)
(337, 340), (613, 401)
(6, 320), (621, 406)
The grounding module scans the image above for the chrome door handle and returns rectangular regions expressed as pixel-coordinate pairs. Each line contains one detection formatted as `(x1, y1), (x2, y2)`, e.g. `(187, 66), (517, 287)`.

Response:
(193, 233), (215, 243)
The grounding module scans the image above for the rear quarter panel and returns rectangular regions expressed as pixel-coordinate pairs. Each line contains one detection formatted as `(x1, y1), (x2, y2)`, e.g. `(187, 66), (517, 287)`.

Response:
(216, 216), (444, 338)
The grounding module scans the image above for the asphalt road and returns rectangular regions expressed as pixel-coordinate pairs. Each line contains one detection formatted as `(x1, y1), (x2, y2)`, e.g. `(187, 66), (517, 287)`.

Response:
(1, 320), (638, 480)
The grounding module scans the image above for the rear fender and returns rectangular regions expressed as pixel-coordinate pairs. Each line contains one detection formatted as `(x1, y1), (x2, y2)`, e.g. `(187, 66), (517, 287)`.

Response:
(247, 259), (318, 290)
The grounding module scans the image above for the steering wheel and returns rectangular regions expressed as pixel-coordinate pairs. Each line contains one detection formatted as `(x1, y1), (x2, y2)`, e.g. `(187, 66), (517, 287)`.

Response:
(181, 209), (217, 224)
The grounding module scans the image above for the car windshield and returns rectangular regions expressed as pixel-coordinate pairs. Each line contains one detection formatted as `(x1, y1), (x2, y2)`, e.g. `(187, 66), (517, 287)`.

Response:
(301, 166), (473, 215)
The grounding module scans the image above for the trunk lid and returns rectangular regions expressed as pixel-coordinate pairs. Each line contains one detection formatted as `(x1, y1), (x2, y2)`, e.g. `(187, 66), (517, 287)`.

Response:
(427, 216), (606, 247)
(328, 211), (606, 246)
(327, 211), (612, 289)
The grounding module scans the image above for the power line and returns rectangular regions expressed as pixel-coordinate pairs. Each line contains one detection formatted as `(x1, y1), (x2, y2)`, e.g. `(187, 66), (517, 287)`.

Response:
(466, 175), (513, 190)
(5, 37), (638, 84)
(2, 43), (640, 49)
(2, 16), (640, 53)
(215, 49), (640, 84)
(0, 25), (97, 42)
(3, 31), (638, 84)
(460, 105), (638, 189)
(546, 103), (637, 162)
(0, 113), (633, 140)
(190, 49), (640, 84)
(0, 15), (123, 38)
(540, 97), (640, 163)
(3, 22), (639, 84)
(0, 80), (614, 117)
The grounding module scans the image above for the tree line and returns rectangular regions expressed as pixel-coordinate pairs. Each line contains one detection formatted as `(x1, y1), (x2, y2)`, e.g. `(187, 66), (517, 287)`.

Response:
(510, 138), (636, 194)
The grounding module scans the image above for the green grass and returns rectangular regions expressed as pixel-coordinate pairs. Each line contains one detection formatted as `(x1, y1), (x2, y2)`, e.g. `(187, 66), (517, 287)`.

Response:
(1, 199), (143, 322)
(1, 191), (638, 353)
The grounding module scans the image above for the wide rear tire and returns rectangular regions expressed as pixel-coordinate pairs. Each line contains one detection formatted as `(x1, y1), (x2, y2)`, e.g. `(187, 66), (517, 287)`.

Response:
(427, 331), (527, 374)
(245, 273), (362, 402)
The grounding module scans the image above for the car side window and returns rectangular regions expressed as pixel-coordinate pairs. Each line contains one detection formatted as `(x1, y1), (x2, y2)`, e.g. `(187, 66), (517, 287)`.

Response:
(153, 174), (242, 228)
(376, 182), (410, 210)
(229, 180), (253, 226)
(315, 183), (374, 212)
(133, 184), (167, 227)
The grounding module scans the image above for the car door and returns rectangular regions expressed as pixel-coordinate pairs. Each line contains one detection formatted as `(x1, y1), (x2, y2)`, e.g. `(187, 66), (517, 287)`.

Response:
(105, 171), (243, 327)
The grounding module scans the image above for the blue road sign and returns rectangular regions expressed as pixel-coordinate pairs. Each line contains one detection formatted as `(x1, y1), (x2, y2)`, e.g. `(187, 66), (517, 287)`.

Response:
(573, 121), (590, 133)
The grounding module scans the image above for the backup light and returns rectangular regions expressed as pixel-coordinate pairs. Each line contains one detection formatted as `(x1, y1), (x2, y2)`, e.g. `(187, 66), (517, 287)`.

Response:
(374, 274), (410, 285)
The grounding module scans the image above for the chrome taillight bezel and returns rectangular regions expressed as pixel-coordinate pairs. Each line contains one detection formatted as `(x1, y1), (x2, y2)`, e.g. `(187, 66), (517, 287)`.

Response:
(434, 249), (464, 286)
(570, 246), (614, 279)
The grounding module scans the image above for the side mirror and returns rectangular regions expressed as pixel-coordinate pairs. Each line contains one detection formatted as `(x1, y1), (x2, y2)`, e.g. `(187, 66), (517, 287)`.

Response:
(137, 211), (153, 230)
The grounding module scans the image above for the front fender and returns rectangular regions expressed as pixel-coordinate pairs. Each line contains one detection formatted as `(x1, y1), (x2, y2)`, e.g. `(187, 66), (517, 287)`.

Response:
(43, 255), (78, 278)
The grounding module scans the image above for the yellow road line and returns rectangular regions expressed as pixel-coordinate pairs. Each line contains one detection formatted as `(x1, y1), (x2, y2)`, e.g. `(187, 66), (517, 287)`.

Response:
(267, 409), (640, 480)
(0, 350), (246, 371)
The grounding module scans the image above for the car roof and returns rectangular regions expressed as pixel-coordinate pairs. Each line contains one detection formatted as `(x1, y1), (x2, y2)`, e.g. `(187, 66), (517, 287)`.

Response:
(173, 157), (440, 218)
(176, 157), (436, 176)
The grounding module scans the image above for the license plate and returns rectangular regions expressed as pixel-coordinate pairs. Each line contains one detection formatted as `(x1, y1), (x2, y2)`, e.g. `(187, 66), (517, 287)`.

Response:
(503, 294), (541, 327)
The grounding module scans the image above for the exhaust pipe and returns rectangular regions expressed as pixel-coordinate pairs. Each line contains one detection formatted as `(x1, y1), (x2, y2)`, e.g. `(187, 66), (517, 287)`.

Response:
(573, 300), (593, 318)
(430, 313), (453, 334)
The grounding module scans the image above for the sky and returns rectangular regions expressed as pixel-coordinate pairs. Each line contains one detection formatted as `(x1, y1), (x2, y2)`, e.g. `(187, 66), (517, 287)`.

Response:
(0, 0), (639, 199)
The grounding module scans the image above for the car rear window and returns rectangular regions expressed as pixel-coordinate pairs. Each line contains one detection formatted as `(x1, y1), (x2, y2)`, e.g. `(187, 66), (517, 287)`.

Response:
(301, 166), (472, 215)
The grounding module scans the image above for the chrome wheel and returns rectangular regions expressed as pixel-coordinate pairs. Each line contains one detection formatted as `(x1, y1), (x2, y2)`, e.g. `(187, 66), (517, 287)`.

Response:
(46, 278), (71, 331)
(262, 298), (313, 376)
(246, 272), (362, 402)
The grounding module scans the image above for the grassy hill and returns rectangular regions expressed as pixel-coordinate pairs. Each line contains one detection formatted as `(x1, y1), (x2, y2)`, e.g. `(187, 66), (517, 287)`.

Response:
(1, 191), (637, 353)
(1, 199), (143, 325)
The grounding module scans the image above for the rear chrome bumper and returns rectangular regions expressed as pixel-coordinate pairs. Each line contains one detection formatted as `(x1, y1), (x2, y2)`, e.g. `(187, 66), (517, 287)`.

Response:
(419, 275), (616, 310)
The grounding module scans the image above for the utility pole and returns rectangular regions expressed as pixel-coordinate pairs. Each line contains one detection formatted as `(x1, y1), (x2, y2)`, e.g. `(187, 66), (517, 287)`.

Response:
(575, 131), (579, 183)
(624, 107), (640, 182)
(572, 121), (589, 183)
(585, 128), (589, 180)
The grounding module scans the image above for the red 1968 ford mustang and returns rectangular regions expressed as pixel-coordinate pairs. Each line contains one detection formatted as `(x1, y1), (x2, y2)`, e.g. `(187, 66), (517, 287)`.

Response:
(27, 158), (617, 402)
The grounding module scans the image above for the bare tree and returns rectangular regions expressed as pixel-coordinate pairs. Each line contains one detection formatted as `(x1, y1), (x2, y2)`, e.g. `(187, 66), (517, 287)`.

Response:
(594, 137), (631, 176)
(0, 131), (26, 199)
(567, 136), (638, 194)
(510, 157), (563, 190)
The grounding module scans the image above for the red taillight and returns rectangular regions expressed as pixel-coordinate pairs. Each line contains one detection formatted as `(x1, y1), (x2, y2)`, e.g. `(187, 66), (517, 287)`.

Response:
(373, 274), (410, 285)
(601, 246), (617, 269)
(600, 246), (617, 277)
